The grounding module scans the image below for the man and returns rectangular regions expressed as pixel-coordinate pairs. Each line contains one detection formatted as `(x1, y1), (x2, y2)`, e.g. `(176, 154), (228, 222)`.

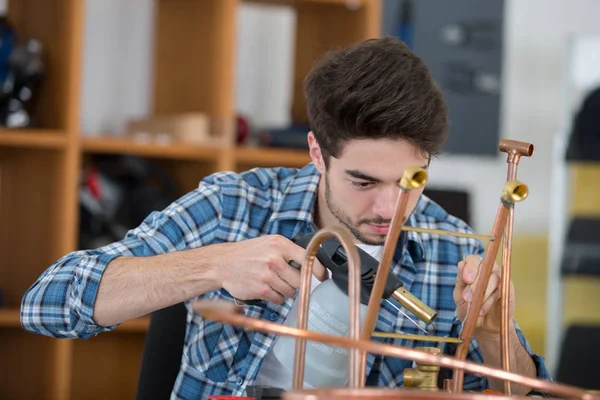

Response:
(21, 37), (549, 398)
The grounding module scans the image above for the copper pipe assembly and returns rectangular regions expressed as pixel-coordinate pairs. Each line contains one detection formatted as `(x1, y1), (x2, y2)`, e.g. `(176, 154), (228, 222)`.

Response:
(449, 180), (529, 393)
(498, 139), (534, 395)
(192, 299), (600, 400)
(290, 226), (363, 389)
(358, 166), (429, 386)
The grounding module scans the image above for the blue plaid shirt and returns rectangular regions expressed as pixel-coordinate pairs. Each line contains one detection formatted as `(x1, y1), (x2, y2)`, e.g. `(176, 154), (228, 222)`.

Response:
(21, 163), (550, 399)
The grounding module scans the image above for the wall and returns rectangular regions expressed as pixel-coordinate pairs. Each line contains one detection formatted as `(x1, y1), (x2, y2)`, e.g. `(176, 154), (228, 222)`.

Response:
(79, 0), (600, 235)
(77, 0), (600, 369)
(80, 0), (155, 136)
(426, 0), (600, 236)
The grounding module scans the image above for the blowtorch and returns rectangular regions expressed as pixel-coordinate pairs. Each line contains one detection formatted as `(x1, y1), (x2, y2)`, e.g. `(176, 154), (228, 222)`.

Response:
(237, 231), (437, 327)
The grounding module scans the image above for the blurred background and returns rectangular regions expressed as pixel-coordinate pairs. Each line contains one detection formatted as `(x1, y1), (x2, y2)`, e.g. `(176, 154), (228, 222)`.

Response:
(0, 0), (599, 398)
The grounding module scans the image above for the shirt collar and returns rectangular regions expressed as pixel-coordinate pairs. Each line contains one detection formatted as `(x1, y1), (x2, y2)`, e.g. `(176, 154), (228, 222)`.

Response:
(267, 162), (426, 260)
(403, 196), (427, 262)
(267, 162), (320, 226)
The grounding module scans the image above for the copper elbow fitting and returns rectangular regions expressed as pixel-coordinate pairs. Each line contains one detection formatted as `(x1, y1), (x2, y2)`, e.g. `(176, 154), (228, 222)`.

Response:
(403, 347), (442, 391)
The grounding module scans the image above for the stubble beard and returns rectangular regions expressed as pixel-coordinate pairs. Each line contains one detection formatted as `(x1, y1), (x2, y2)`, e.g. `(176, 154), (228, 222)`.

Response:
(323, 174), (387, 246)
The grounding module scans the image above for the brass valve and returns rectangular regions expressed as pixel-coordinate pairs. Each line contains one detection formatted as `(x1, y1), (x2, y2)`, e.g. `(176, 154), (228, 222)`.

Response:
(403, 347), (441, 391)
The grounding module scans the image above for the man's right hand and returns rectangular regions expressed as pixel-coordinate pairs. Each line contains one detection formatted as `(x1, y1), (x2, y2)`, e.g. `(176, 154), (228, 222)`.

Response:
(212, 234), (329, 305)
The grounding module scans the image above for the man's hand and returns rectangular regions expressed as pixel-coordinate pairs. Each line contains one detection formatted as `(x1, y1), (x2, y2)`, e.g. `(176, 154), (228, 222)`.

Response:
(213, 234), (329, 305)
(453, 254), (515, 335)
(454, 255), (537, 394)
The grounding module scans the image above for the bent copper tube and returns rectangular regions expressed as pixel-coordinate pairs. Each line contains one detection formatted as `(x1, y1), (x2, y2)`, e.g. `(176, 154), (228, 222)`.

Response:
(191, 300), (599, 400)
(450, 180), (529, 393)
(359, 166), (429, 386)
(284, 388), (514, 400)
(291, 226), (363, 389)
(498, 139), (534, 395)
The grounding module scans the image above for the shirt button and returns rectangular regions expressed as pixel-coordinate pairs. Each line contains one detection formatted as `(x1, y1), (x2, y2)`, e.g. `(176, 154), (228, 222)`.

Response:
(236, 377), (244, 386)
(270, 312), (278, 321)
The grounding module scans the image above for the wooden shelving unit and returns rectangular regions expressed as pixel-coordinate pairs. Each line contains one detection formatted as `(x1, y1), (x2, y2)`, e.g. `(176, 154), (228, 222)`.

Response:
(0, 0), (381, 398)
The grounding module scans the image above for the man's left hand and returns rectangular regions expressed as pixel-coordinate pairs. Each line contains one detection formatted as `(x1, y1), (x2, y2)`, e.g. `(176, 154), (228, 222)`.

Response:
(453, 254), (515, 335)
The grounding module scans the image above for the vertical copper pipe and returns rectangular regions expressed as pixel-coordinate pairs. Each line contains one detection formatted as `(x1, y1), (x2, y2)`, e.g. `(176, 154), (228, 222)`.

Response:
(291, 226), (363, 389)
(358, 167), (428, 386)
(498, 139), (533, 395)
(500, 163), (517, 395)
(451, 180), (528, 392)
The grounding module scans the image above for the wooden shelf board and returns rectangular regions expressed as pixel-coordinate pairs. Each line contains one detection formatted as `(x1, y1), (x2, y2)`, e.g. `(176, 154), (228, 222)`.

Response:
(0, 309), (21, 328)
(244, 0), (369, 6)
(81, 136), (224, 161)
(0, 308), (149, 332)
(235, 146), (311, 167)
(115, 316), (150, 332)
(0, 129), (67, 149)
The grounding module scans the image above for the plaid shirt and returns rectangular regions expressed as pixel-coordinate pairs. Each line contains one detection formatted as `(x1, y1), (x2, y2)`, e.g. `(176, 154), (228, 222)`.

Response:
(21, 163), (550, 399)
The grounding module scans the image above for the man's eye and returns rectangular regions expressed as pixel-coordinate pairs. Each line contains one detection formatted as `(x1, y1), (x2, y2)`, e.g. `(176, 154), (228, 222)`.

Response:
(351, 181), (373, 189)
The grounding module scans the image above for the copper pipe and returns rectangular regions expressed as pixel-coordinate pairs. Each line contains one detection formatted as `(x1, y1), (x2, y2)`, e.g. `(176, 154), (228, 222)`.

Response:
(191, 299), (599, 400)
(290, 226), (363, 389)
(401, 226), (494, 242)
(359, 166), (429, 386)
(371, 331), (463, 344)
(498, 139), (534, 395)
(285, 388), (512, 400)
(498, 139), (534, 162)
(451, 180), (529, 393)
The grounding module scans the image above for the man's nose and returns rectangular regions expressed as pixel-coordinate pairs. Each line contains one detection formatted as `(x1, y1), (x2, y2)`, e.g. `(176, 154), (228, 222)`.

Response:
(373, 186), (400, 220)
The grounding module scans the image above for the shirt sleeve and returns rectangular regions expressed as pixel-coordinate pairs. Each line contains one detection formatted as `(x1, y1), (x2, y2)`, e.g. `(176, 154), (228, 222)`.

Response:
(20, 180), (223, 340)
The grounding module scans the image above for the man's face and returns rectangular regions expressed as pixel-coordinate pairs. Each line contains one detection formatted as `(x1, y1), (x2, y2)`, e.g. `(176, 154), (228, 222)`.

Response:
(309, 133), (429, 245)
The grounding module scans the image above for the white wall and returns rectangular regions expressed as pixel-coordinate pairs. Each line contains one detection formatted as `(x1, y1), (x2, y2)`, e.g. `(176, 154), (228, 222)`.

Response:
(79, 0), (600, 235)
(80, 0), (155, 136)
(427, 0), (600, 235)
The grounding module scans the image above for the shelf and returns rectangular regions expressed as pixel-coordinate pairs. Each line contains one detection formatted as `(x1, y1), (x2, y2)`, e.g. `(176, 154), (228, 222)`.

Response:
(244, 0), (370, 6)
(0, 309), (21, 328)
(81, 136), (224, 161)
(116, 316), (150, 333)
(0, 308), (149, 332)
(235, 146), (311, 167)
(0, 309), (150, 332)
(71, 329), (146, 399)
(0, 129), (66, 149)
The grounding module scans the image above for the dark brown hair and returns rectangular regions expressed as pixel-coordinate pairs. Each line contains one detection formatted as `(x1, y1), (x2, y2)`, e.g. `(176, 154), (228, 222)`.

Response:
(304, 36), (449, 164)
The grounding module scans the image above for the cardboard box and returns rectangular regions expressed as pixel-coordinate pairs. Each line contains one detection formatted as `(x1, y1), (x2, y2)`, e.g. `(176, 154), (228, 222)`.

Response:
(126, 113), (210, 145)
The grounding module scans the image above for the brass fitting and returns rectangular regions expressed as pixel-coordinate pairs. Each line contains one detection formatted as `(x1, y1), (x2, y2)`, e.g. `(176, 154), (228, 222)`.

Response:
(403, 347), (441, 391)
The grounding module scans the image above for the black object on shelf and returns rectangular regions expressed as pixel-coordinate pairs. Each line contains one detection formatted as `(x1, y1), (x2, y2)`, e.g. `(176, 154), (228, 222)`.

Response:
(555, 324), (600, 390)
(566, 86), (600, 162)
(423, 187), (471, 226)
(257, 124), (310, 150)
(561, 217), (600, 276)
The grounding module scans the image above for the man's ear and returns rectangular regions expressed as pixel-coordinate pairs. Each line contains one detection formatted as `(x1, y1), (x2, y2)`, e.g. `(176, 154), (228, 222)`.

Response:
(307, 132), (326, 174)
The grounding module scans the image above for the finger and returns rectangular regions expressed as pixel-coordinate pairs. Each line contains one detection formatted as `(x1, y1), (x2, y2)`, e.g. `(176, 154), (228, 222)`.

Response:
(269, 256), (302, 289)
(257, 283), (285, 305)
(462, 255), (481, 285)
(463, 262), (500, 304)
(478, 287), (500, 317)
(281, 239), (329, 283)
(455, 260), (468, 295)
(264, 268), (297, 299)
(482, 268), (501, 303)
(454, 261), (468, 306)
(311, 258), (329, 282)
